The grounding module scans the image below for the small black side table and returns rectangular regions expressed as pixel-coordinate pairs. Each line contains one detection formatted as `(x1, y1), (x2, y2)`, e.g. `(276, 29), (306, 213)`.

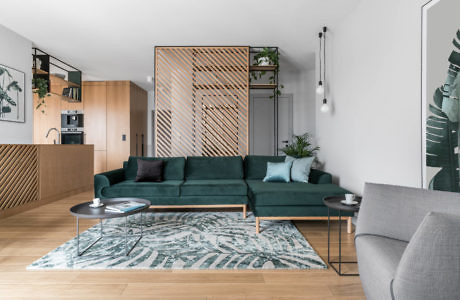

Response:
(323, 196), (361, 276)
(70, 198), (150, 257)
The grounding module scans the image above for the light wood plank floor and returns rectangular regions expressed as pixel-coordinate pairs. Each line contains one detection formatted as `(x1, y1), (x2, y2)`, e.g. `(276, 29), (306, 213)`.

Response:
(0, 191), (364, 299)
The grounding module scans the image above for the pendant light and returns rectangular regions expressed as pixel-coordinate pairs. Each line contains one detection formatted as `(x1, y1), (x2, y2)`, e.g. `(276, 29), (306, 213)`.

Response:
(316, 31), (324, 95)
(319, 27), (330, 113)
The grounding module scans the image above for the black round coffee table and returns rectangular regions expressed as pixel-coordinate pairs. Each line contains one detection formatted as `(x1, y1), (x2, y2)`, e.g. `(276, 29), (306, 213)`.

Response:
(70, 198), (150, 257)
(323, 195), (361, 276)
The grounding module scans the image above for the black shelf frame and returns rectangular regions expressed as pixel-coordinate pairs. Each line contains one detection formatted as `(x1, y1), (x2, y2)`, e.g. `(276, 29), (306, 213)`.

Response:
(249, 46), (280, 155)
(32, 47), (83, 102)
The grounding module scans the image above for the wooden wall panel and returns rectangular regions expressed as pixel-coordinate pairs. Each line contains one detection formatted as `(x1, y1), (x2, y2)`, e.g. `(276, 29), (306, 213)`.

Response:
(33, 94), (61, 144)
(154, 47), (249, 157)
(83, 82), (107, 151)
(0, 145), (39, 211)
(106, 82), (130, 170)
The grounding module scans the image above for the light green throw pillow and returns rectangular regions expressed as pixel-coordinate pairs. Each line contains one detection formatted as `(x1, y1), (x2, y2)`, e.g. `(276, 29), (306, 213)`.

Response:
(285, 156), (315, 183)
(263, 161), (293, 183)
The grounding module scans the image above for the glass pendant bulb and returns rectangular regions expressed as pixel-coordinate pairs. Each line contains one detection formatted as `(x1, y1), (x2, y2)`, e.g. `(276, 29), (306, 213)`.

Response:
(316, 81), (324, 95)
(320, 98), (330, 113)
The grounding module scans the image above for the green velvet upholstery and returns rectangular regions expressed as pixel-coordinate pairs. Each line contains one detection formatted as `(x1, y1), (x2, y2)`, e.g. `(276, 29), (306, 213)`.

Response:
(185, 156), (244, 180)
(146, 196), (248, 206)
(244, 155), (286, 179)
(249, 204), (354, 217)
(101, 180), (183, 198)
(125, 156), (185, 180)
(94, 168), (125, 198)
(309, 169), (333, 184)
(181, 179), (247, 196)
(246, 180), (348, 206)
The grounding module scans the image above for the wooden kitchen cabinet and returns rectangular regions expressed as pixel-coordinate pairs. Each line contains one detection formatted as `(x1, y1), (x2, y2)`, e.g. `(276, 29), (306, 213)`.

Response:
(83, 81), (147, 173)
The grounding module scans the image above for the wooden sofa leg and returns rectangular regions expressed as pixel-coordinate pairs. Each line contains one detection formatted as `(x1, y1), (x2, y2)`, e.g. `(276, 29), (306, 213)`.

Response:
(243, 205), (247, 219)
(256, 217), (260, 234)
(347, 217), (353, 234)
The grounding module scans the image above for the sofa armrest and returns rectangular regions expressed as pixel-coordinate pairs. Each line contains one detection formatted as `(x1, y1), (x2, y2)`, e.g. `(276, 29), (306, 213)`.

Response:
(309, 169), (332, 184)
(391, 212), (460, 300)
(94, 168), (125, 198)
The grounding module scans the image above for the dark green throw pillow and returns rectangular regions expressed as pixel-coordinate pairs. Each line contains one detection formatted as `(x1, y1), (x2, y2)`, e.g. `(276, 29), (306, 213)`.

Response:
(135, 159), (164, 182)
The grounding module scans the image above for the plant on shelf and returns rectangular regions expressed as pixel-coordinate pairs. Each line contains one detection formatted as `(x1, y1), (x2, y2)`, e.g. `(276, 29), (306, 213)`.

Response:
(280, 133), (319, 158)
(251, 47), (284, 97)
(33, 78), (50, 113)
(0, 66), (22, 118)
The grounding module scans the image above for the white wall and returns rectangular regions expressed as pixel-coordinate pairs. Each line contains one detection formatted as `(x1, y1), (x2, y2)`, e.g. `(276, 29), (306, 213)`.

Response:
(0, 24), (33, 144)
(316, 0), (426, 194)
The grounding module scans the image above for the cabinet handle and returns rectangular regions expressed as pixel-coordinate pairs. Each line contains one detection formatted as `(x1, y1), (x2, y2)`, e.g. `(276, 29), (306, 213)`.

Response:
(141, 134), (144, 156)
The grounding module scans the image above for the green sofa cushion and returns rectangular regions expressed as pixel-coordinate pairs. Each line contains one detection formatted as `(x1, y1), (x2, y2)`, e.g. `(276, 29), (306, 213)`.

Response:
(142, 196), (248, 206)
(102, 180), (183, 198)
(185, 156), (244, 180)
(249, 204), (354, 217)
(246, 180), (349, 206)
(181, 179), (247, 196)
(244, 155), (286, 180)
(125, 156), (185, 180)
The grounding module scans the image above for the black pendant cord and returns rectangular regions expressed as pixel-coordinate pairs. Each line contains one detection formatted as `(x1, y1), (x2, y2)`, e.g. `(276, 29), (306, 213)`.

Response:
(318, 32), (322, 84)
(323, 27), (327, 102)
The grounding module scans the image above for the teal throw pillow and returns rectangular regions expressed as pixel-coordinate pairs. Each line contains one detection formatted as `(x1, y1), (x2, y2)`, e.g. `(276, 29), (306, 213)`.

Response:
(263, 161), (293, 183)
(285, 156), (315, 183)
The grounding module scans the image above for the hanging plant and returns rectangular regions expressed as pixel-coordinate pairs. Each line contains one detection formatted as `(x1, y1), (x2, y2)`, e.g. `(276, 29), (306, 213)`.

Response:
(251, 47), (284, 97)
(33, 78), (50, 113)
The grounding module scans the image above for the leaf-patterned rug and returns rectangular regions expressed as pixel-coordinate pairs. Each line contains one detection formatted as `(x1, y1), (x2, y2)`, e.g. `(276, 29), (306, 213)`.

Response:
(27, 212), (327, 270)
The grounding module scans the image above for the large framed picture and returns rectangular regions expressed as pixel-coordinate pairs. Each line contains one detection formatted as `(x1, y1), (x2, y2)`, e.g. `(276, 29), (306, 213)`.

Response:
(0, 64), (25, 123)
(422, 0), (460, 192)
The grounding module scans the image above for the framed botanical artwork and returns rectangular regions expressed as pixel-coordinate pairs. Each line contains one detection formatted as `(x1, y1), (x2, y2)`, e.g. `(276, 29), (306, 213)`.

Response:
(422, 0), (459, 192)
(0, 64), (25, 123)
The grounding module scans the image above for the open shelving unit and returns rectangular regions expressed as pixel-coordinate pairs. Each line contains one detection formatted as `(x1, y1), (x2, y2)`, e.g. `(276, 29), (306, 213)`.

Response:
(249, 47), (280, 155)
(32, 48), (82, 103)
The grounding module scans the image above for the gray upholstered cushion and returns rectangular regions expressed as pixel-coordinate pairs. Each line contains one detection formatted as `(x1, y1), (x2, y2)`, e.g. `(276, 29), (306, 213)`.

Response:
(357, 183), (460, 242)
(355, 235), (407, 300)
(391, 212), (460, 300)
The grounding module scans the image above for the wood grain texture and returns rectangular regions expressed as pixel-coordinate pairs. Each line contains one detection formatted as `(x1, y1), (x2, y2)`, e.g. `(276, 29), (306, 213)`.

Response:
(0, 191), (364, 299)
(106, 82), (131, 171)
(33, 94), (61, 144)
(83, 82), (107, 151)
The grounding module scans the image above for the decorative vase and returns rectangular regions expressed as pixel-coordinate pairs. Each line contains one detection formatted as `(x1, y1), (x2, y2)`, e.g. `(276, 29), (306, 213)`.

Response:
(257, 57), (270, 66)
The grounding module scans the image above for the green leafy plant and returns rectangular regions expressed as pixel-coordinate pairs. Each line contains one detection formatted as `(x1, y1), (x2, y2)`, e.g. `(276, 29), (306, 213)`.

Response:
(251, 47), (284, 97)
(426, 29), (460, 192)
(0, 66), (22, 118)
(280, 133), (319, 158)
(33, 77), (50, 113)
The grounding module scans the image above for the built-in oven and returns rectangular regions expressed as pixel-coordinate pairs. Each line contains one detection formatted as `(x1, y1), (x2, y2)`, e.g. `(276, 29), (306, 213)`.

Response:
(61, 129), (84, 144)
(61, 110), (84, 130)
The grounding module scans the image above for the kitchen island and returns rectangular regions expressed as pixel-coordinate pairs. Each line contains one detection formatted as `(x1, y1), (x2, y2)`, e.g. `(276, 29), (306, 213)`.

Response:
(0, 144), (93, 219)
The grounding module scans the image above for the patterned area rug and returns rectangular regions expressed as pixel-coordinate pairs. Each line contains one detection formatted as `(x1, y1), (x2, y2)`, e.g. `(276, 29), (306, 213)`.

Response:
(27, 212), (326, 270)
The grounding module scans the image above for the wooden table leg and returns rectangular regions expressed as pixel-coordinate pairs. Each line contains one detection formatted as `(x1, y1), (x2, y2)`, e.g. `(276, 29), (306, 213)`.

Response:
(256, 217), (260, 234)
(347, 217), (353, 234)
(243, 205), (247, 219)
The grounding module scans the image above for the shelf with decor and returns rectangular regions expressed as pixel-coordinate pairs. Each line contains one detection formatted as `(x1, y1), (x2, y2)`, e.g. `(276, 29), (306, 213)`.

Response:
(32, 48), (82, 102)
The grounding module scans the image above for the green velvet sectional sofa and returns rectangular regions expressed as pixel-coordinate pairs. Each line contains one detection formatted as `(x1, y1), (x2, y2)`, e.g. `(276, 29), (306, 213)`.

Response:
(94, 155), (351, 233)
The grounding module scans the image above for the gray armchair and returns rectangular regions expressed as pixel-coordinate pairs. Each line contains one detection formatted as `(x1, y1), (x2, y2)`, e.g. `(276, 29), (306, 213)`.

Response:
(355, 183), (460, 300)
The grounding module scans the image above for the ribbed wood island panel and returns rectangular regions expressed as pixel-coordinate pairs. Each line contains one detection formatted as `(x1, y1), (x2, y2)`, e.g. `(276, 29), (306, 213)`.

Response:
(0, 144), (93, 219)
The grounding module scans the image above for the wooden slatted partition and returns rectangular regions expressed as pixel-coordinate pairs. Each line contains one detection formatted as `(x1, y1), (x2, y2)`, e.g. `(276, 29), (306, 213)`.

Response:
(0, 145), (39, 210)
(155, 47), (249, 157)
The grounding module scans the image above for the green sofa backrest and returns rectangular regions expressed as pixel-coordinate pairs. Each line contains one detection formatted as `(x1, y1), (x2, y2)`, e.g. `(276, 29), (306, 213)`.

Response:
(125, 156), (186, 180)
(244, 155), (286, 180)
(185, 156), (244, 180)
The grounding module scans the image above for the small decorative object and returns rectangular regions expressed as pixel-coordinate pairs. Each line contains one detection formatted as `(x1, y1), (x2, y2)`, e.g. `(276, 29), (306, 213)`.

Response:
(317, 27), (330, 113)
(89, 198), (103, 208)
(280, 133), (320, 158)
(36, 58), (42, 70)
(252, 47), (284, 97)
(0, 64), (25, 123)
(51, 73), (65, 79)
(32, 78), (50, 113)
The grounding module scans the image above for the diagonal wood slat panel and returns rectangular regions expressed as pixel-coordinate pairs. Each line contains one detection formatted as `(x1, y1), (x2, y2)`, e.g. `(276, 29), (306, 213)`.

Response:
(155, 47), (249, 157)
(0, 145), (39, 210)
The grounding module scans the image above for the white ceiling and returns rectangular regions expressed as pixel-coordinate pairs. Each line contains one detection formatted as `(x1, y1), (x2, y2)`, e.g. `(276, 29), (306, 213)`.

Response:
(1, 0), (360, 91)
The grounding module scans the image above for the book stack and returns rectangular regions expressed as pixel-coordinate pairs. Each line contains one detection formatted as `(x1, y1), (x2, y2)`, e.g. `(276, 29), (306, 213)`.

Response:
(62, 87), (80, 101)
(105, 201), (146, 213)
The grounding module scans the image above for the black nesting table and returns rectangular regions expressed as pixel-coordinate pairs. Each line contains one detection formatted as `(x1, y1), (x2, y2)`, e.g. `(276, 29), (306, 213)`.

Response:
(323, 196), (361, 276)
(70, 198), (150, 257)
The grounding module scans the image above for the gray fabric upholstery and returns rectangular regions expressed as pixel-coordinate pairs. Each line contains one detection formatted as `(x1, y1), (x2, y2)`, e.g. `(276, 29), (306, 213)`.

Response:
(391, 212), (460, 300)
(355, 235), (407, 300)
(356, 183), (460, 242)
(356, 183), (460, 300)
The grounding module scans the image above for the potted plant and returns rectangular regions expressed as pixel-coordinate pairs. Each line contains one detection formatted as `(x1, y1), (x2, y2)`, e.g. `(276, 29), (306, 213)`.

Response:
(280, 133), (319, 158)
(251, 47), (284, 97)
(33, 78), (50, 113)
